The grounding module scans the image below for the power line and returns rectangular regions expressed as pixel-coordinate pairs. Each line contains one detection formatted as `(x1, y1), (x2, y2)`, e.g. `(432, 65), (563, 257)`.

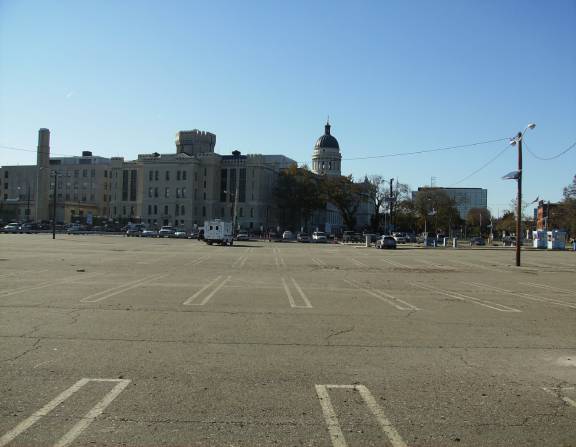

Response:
(448, 143), (511, 187)
(0, 137), (509, 165)
(524, 139), (576, 161)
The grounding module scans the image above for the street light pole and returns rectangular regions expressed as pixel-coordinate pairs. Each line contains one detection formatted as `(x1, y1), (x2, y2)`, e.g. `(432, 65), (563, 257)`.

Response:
(515, 131), (522, 267)
(52, 171), (58, 239)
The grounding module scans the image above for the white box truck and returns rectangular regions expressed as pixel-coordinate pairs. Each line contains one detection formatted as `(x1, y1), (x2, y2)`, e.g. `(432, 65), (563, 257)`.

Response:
(203, 219), (234, 246)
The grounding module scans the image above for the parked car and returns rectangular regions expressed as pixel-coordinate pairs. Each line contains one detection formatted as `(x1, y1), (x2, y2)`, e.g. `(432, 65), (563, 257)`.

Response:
(393, 233), (407, 244)
(158, 226), (176, 238)
(312, 231), (327, 243)
(173, 229), (188, 238)
(282, 230), (294, 241)
(470, 237), (486, 246)
(503, 236), (516, 246)
(297, 233), (310, 242)
(141, 229), (158, 238)
(268, 232), (282, 242)
(126, 223), (146, 237)
(2, 223), (21, 233)
(235, 232), (249, 241)
(66, 224), (82, 234)
(375, 235), (397, 249)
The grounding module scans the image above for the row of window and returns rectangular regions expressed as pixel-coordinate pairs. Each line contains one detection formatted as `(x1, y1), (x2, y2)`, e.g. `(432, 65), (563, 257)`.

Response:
(147, 187), (188, 199)
(148, 170), (189, 182)
(147, 204), (186, 216)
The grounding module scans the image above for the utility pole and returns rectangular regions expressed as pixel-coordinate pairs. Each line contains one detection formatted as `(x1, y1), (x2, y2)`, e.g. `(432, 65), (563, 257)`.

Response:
(388, 178), (394, 233)
(515, 131), (522, 267)
(52, 171), (58, 239)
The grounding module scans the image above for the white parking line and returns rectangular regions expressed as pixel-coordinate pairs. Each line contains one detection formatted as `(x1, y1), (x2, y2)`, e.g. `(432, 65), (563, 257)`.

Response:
(523, 282), (576, 295)
(345, 279), (419, 311)
(80, 274), (168, 303)
(1, 273), (99, 298)
(542, 387), (576, 409)
(183, 276), (232, 306)
(469, 282), (576, 310)
(273, 248), (287, 268)
(411, 282), (521, 312)
(350, 258), (369, 268)
(232, 248), (252, 268)
(380, 257), (413, 269)
(0, 378), (131, 447)
(281, 277), (313, 308)
(312, 257), (326, 267)
(182, 276), (222, 305)
(315, 384), (407, 447)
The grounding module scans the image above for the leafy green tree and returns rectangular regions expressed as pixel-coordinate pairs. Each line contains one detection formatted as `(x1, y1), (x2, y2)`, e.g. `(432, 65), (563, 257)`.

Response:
(273, 164), (324, 231)
(413, 188), (462, 234)
(321, 175), (365, 230)
(466, 208), (492, 236)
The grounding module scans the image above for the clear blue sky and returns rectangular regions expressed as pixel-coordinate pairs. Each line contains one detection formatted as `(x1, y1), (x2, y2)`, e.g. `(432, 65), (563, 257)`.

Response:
(1, 0), (575, 215)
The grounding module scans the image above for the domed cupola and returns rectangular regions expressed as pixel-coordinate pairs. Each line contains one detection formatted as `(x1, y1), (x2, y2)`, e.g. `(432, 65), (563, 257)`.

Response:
(312, 120), (342, 176)
(315, 122), (340, 149)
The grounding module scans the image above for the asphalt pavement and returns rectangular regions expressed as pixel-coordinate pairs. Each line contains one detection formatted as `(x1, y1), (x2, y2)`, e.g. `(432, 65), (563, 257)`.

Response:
(0, 235), (575, 446)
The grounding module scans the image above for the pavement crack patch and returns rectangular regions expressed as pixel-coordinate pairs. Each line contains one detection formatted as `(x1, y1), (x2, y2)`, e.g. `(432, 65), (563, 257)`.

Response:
(0, 338), (42, 363)
(325, 325), (355, 345)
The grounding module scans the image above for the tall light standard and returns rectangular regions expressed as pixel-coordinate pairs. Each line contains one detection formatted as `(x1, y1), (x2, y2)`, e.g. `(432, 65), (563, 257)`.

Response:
(504, 123), (536, 267)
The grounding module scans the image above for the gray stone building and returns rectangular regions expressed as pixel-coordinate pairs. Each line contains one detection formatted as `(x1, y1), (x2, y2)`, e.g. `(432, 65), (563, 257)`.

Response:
(108, 129), (295, 231)
(0, 129), (112, 224)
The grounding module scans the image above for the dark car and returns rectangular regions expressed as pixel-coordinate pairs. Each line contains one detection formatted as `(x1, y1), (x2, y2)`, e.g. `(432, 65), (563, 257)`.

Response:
(375, 235), (397, 249)
(471, 237), (486, 246)
(297, 233), (310, 242)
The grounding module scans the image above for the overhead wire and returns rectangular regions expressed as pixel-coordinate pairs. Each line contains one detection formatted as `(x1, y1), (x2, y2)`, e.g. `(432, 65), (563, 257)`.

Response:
(0, 137), (509, 166)
(524, 139), (576, 161)
(448, 143), (512, 187)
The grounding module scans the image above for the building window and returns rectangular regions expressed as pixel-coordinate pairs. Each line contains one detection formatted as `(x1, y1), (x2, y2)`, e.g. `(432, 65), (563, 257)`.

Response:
(164, 205), (169, 215)
(148, 187), (153, 198)
(148, 205), (152, 214)
(250, 208), (254, 218)
(182, 171), (187, 181)
(155, 170), (159, 181)
(203, 191), (206, 200)
(154, 187), (158, 198)
(202, 206), (206, 217)
(165, 187), (170, 198)
(83, 169), (88, 177)
(175, 204), (179, 216)
(181, 205), (185, 216)
(122, 171), (129, 201)
(149, 171), (153, 181)
(129, 170), (137, 201)
(165, 171), (170, 181)
(104, 170), (108, 178)
(177, 171), (181, 181)
(239, 168), (246, 202)
(220, 169), (228, 202)
(182, 187), (186, 198)
(176, 188), (180, 198)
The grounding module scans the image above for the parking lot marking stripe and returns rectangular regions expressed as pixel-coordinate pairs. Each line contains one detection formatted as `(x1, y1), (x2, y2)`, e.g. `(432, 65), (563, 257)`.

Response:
(282, 277), (296, 307)
(0, 378), (90, 447)
(469, 282), (576, 309)
(380, 257), (413, 269)
(356, 385), (408, 447)
(417, 259), (456, 271)
(80, 274), (168, 303)
(53, 379), (131, 447)
(312, 257), (326, 267)
(411, 282), (522, 312)
(316, 385), (408, 447)
(195, 275), (232, 306)
(345, 279), (418, 311)
(523, 282), (576, 295)
(182, 276), (223, 305)
(0, 273), (100, 298)
(0, 378), (130, 447)
(315, 385), (347, 447)
(291, 277), (313, 308)
(351, 258), (369, 268)
(542, 387), (576, 409)
(190, 255), (211, 266)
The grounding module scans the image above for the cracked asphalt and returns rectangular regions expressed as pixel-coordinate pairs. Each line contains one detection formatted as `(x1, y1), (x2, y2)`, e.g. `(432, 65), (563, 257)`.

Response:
(0, 234), (575, 446)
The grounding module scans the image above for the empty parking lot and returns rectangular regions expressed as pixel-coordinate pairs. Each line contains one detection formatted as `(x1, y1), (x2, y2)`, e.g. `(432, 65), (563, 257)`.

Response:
(1, 235), (575, 446)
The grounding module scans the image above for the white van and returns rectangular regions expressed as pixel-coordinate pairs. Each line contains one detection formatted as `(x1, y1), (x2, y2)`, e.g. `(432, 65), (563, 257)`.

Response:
(203, 220), (234, 246)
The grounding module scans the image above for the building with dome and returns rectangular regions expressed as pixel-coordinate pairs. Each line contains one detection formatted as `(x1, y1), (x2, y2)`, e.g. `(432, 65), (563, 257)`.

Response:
(312, 121), (342, 176)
